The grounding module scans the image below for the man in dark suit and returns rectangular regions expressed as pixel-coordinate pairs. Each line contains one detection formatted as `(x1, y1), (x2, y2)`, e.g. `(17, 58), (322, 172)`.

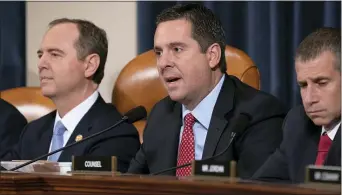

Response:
(1, 18), (140, 173)
(127, 4), (286, 178)
(253, 27), (341, 183)
(0, 99), (27, 157)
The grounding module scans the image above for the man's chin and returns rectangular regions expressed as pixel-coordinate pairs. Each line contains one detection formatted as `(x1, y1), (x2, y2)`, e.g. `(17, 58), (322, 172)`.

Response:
(41, 88), (56, 99)
(168, 91), (185, 102)
(310, 117), (331, 127)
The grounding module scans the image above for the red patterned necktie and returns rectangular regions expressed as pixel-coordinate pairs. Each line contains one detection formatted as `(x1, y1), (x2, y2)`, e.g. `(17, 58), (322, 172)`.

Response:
(315, 132), (332, 166)
(176, 113), (196, 177)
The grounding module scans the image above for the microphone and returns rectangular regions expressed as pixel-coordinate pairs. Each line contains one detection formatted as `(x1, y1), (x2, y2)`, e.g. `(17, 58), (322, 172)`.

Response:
(9, 106), (147, 172)
(150, 113), (251, 175)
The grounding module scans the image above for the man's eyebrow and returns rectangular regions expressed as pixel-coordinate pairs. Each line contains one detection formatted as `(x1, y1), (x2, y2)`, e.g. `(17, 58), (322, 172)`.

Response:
(169, 42), (187, 48)
(297, 80), (307, 86)
(153, 42), (187, 52)
(312, 76), (330, 83)
(37, 48), (65, 55)
(297, 76), (330, 86)
(153, 46), (161, 51)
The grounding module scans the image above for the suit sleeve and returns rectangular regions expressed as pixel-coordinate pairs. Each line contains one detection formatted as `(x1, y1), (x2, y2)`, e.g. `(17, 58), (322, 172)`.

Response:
(234, 97), (285, 179)
(251, 148), (290, 182)
(251, 113), (292, 182)
(0, 122), (28, 167)
(88, 123), (141, 173)
(0, 104), (27, 158)
(127, 106), (157, 174)
(127, 143), (149, 174)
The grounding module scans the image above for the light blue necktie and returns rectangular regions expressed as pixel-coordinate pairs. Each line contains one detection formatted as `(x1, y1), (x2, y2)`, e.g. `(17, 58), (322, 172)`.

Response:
(48, 121), (66, 162)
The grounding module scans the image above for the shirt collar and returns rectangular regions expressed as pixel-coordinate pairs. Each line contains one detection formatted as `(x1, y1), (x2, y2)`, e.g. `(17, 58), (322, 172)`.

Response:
(54, 91), (99, 133)
(182, 75), (225, 129)
(322, 122), (340, 140)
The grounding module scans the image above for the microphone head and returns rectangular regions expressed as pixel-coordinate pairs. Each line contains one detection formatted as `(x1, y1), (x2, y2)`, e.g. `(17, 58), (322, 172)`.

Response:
(232, 113), (251, 135)
(124, 106), (147, 123)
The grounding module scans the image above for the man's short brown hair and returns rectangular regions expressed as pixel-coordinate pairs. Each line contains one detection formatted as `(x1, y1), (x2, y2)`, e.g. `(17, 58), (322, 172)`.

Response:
(49, 18), (108, 84)
(295, 27), (341, 71)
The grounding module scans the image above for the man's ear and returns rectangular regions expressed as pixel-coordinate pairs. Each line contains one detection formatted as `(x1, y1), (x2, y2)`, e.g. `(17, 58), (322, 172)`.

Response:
(206, 43), (222, 69)
(84, 54), (100, 78)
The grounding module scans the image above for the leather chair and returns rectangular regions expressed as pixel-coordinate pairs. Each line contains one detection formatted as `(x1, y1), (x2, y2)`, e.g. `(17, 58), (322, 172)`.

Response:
(112, 45), (260, 142)
(0, 87), (55, 122)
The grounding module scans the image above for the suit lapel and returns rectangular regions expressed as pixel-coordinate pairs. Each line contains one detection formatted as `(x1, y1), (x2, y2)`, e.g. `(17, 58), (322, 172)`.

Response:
(58, 96), (106, 162)
(159, 102), (182, 174)
(36, 112), (56, 159)
(202, 75), (234, 158)
(295, 121), (320, 180)
(325, 126), (341, 166)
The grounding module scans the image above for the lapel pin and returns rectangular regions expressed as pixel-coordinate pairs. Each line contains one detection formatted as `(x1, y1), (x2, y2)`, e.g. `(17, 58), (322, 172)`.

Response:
(75, 134), (83, 142)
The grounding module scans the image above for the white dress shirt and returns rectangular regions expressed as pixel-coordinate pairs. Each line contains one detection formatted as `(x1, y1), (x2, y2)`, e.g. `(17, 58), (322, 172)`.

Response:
(321, 122), (340, 141)
(48, 91), (99, 152)
(179, 75), (225, 160)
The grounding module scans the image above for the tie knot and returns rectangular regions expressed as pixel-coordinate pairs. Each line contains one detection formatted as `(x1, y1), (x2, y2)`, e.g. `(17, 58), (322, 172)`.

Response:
(54, 121), (66, 135)
(321, 132), (331, 140)
(184, 113), (196, 127)
(318, 132), (332, 152)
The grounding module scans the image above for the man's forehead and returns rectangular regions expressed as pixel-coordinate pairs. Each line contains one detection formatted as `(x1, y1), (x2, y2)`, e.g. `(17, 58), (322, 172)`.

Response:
(156, 19), (192, 32)
(296, 62), (337, 82)
(155, 20), (192, 41)
(296, 51), (336, 68)
(41, 23), (79, 49)
(296, 57), (335, 75)
(43, 23), (79, 42)
(48, 22), (78, 33)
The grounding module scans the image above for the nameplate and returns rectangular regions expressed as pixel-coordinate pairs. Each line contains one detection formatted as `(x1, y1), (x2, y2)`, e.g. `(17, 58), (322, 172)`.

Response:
(305, 165), (341, 184)
(192, 160), (236, 177)
(72, 156), (117, 172)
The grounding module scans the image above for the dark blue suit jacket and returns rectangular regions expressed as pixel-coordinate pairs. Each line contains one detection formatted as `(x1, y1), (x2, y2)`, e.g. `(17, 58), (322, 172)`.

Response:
(128, 75), (286, 178)
(253, 105), (341, 183)
(1, 96), (141, 173)
(0, 99), (27, 157)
